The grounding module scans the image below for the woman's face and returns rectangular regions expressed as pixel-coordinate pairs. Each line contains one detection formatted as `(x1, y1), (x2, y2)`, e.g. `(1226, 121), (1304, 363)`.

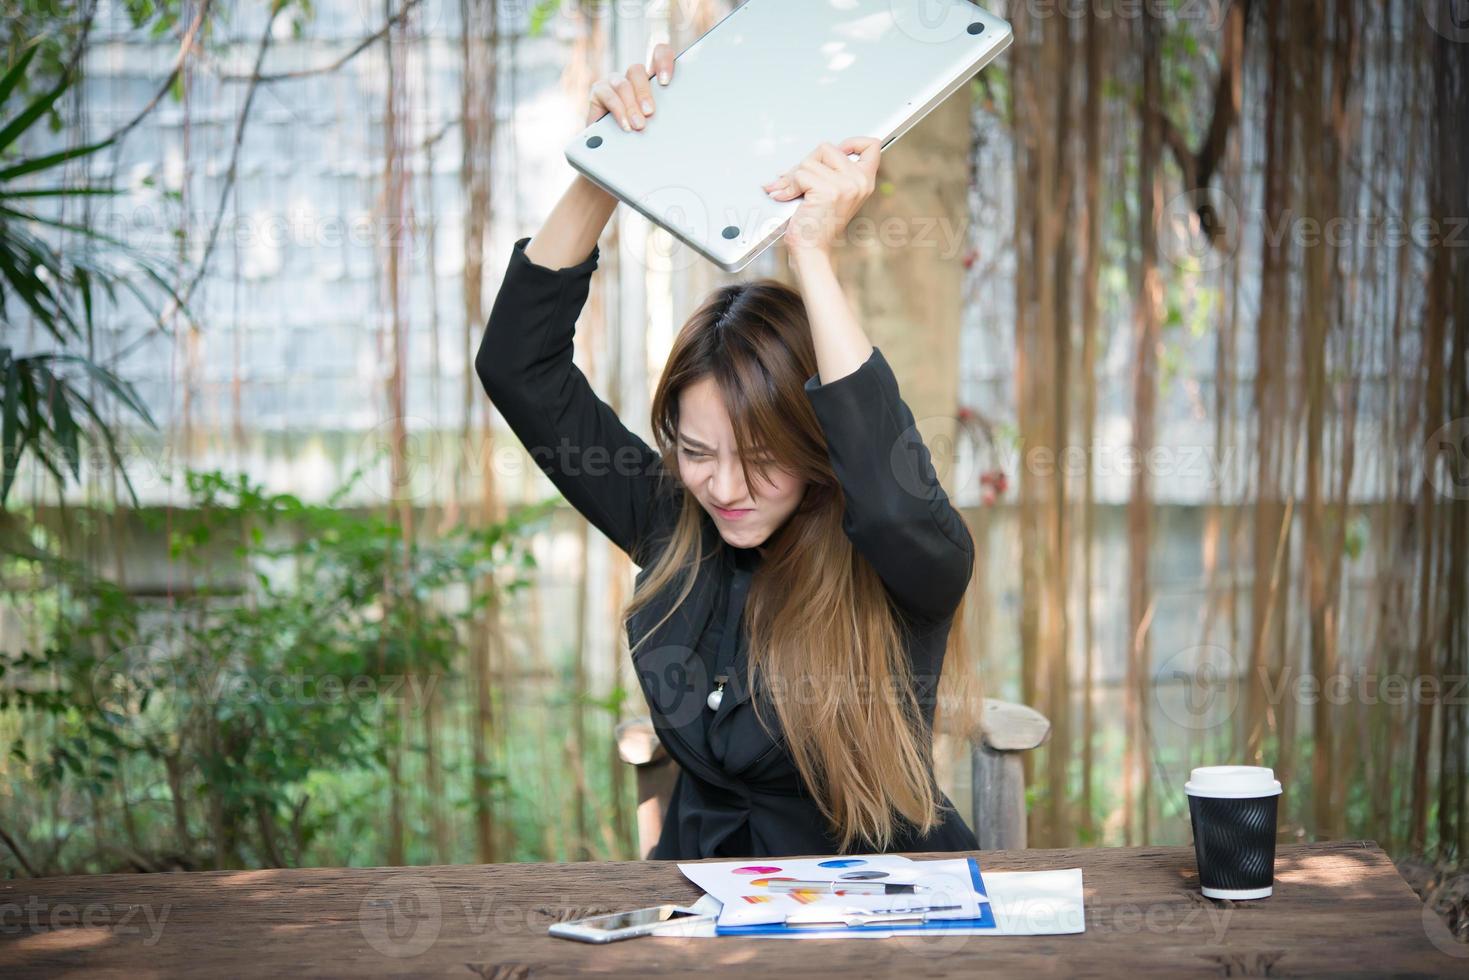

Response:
(676, 376), (806, 551)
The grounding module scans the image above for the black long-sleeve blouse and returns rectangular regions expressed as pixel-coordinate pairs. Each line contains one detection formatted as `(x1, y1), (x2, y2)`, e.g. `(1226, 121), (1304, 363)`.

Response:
(476, 235), (980, 859)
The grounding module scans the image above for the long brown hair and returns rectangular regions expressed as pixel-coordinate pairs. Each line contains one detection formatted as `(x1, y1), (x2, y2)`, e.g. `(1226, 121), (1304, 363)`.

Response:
(621, 278), (982, 852)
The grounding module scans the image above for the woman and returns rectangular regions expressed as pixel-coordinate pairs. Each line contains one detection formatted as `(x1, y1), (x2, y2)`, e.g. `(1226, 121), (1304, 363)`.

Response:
(477, 43), (982, 860)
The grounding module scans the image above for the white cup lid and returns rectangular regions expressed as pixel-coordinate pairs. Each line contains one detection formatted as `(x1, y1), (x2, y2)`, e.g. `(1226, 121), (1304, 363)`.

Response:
(1185, 765), (1283, 799)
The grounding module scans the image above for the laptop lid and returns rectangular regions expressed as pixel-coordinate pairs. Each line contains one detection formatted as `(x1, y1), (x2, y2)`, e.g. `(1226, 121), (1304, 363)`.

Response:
(564, 0), (1012, 274)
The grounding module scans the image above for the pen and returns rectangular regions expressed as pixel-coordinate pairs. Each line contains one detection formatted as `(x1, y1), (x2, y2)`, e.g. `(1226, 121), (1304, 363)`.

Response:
(781, 904), (964, 928)
(767, 879), (929, 895)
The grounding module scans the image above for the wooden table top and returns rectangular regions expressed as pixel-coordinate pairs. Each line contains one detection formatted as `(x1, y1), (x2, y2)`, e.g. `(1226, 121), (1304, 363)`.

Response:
(0, 840), (1458, 978)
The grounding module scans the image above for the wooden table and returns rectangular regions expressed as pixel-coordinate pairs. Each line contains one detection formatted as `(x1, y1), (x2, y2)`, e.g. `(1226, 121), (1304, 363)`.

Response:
(0, 841), (1458, 977)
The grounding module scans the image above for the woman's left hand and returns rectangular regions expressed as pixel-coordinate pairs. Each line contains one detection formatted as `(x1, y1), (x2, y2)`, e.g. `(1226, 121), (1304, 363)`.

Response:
(762, 137), (881, 258)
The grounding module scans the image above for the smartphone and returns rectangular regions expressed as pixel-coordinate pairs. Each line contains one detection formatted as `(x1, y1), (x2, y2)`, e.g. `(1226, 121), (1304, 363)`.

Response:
(547, 904), (713, 943)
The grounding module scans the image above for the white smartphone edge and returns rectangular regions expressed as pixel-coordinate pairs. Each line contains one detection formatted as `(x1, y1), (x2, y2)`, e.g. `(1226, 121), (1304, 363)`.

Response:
(547, 904), (715, 943)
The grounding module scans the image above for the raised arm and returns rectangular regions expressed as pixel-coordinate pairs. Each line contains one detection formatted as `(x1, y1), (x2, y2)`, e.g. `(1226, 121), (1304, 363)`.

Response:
(476, 228), (675, 567)
(803, 343), (975, 623)
(476, 47), (682, 567)
(768, 137), (973, 622)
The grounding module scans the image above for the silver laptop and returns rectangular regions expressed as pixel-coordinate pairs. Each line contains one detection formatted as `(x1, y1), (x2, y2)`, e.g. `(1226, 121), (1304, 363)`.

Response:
(563, 0), (1013, 274)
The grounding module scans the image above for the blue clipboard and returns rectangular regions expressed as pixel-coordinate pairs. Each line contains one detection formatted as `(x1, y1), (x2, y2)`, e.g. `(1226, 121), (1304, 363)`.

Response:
(712, 857), (998, 936)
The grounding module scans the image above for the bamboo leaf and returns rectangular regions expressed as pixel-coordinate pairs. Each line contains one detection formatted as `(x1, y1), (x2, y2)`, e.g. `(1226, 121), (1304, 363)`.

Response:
(0, 230), (75, 342)
(0, 42), (41, 110)
(68, 391), (141, 508)
(15, 366), (66, 490)
(0, 204), (137, 252)
(31, 361), (79, 478)
(77, 266), (94, 339)
(1, 355), (20, 503)
(116, 266), (194, 334)
(0, 136), (118, 183)
(53, 387), (80, 479)
(1, 187), (122, 199)
(0, 238), (68, 338)
(47, 355), (156, 429)
(0, 68), (73, 156)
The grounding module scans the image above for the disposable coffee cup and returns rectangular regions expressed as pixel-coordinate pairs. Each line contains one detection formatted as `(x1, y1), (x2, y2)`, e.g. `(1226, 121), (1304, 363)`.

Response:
(1185, 765), (1282, 900)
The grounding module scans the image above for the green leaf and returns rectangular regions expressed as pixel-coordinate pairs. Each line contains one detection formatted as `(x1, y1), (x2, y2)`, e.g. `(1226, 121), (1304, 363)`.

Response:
(68, 392), (143, 508)
(0, 44), (41, 110)
(528, 0), (564, 36)
(1, 355), (20, 504)
(0, 67), (75, 157)
(2, 186), (121, 200)
(77, 266), (94, 339)
(0, 203), (135, 251)
(48, 354), (156, 428)
(0, 135), (119, 182)
(31, 362), (79, 478)
(0, 234), (73, 340)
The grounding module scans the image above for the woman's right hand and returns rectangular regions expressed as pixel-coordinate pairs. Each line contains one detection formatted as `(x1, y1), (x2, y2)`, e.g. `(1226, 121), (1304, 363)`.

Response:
(586, 43), (675, 132)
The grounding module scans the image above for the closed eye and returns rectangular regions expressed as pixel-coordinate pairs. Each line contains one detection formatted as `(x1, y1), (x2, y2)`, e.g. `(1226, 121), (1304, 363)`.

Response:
(679, 446), (776, 466)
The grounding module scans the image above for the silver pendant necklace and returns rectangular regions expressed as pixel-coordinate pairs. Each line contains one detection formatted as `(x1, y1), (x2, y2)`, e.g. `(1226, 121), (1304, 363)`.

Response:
(707, 672), (730, 711)
(709, 546), (755, 713)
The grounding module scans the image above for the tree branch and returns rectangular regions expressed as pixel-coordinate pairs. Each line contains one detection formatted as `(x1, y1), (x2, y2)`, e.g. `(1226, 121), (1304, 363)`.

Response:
(169, 2), (284, 316)
(104, 0), (429, 369)
(107, 0), (215, 150)
(215, 0), (427, 83)
(0, 822), (40, 877)
(1154, 0), (1252, 247)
